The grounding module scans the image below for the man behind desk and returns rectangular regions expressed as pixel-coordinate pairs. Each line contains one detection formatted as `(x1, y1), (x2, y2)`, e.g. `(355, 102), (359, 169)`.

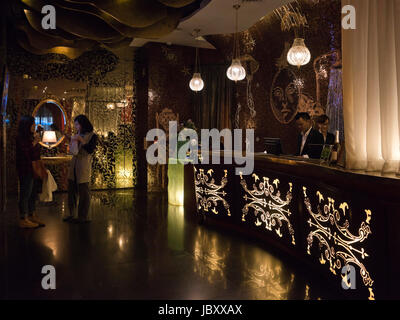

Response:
(295, 112), (324, 159)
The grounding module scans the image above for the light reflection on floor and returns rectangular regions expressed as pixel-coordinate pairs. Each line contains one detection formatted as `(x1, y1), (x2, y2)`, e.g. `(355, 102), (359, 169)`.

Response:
(1, 190), (339, 299)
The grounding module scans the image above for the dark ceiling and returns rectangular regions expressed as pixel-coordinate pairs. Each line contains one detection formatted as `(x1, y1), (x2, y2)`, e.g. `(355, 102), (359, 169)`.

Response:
(7, 0), (206, 59)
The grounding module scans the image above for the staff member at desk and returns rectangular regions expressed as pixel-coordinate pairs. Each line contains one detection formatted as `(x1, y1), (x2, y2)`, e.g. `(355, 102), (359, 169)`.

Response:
(316, 115), (335, 145)
(295, 112), (324, 159)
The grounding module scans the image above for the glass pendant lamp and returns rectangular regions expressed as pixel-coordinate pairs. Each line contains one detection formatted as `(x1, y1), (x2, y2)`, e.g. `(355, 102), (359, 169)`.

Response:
(287, 38), (311, 67)
(189, 30), (204, 92)
(189, 47), (204, 92)
(287, 23), (311, 68)
(227, 4), (246, 82)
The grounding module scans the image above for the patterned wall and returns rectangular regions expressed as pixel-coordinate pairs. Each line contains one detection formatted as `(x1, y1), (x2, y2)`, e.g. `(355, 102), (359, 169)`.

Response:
(86, 47), (137, 190)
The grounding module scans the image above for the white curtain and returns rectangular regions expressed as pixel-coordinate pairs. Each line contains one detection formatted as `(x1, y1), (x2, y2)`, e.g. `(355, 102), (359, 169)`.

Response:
(342, 0), (400, 173)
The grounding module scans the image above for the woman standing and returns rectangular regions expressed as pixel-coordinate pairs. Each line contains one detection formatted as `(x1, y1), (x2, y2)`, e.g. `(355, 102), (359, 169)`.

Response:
(16, 116), (46, 228)
(64, 115), (97, 224)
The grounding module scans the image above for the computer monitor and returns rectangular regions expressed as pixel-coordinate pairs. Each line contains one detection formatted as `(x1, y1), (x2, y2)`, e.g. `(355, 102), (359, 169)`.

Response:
(264, 138), (283, 156)
(308, 144), (324, 159)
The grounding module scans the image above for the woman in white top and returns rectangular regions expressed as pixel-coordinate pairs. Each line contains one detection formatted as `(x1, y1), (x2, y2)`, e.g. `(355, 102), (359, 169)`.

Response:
(64, 115), (98, 224)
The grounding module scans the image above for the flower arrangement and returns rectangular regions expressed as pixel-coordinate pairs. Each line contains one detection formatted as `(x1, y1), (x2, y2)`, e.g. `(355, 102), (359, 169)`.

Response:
(180, 119), (197, 133)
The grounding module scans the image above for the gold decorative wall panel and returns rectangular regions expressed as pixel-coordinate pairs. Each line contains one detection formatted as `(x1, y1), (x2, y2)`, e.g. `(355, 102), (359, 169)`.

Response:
(194, 167), (230, 216)
(240, 173), (295, 245)
(303, 187), (375, 299)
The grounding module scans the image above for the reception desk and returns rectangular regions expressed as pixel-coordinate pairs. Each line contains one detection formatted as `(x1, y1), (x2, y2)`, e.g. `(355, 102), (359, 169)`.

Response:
(184, 152), (400, 300)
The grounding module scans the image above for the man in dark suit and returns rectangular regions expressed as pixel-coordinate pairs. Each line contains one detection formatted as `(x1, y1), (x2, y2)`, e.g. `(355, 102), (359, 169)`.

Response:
(316, 115), (335, 145)
(295, 113), (325, 159)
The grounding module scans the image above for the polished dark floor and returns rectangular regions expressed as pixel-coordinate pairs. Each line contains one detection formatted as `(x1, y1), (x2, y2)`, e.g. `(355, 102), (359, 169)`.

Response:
(0, 190), (340, 300)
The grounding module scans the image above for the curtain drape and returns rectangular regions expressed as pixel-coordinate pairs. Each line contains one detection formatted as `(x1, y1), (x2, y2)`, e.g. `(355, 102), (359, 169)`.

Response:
(342, 0), (400, 173)
(194, 65), (234, 130)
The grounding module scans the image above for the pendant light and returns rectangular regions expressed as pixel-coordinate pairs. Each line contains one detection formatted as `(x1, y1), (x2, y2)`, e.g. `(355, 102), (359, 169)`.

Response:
(189, 30), (204, 92)
(287, 23), (311, 68)
(227, 4), (246, 82)
(287, 38), (311, 67)
(189, 48), (204, 92)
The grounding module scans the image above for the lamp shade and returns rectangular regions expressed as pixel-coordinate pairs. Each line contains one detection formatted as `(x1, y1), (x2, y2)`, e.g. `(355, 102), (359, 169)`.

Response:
(227, 59), (246, 81)
(189, 73), (204, 92)
(42, 131), (57, 143)
(287, 38), (311, 67)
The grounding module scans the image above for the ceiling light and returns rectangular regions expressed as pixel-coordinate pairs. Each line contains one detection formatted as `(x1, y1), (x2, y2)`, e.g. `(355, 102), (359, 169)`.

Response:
(287, 38), (311, 68)
(227, 4), (246, 82)
(189, 73), (204, 92)
(190, 29), (204, 92)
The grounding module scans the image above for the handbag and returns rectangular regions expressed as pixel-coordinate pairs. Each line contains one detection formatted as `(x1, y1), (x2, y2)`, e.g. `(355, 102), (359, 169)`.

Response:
(32, 159), (48, 180)
(39, 169), (58, 202)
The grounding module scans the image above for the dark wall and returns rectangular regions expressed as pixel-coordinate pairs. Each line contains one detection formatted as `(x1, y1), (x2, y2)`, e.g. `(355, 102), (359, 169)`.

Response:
(145, 43), (224, 130)
(206, 0), (342, 154)
(0, 0), (7, 213)
(143, 43), (224, 191)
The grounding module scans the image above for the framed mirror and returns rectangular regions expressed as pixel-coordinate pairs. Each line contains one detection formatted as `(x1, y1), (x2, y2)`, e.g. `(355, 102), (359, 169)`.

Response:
(32, 99), (67, 149)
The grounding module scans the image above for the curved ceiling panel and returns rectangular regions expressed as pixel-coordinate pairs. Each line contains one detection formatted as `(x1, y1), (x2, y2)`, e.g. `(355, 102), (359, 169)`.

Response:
(12, 0), (205, 58)
(122, 9), (182, 39)
(17, 20), (97, 51)
(54, 9), (122, 41)
(65, 0), (168, 28)
(16, 30), (91, 59)
(21, 0), (122, 40)
(24, 9), (79, 41)
(158, 0), (197, 8)
(18, 21), (75, 49)
(102, 37), (134, 50)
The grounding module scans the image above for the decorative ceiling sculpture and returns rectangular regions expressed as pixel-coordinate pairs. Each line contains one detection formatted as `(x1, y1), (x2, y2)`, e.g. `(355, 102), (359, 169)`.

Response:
(11, 0), (203, 58)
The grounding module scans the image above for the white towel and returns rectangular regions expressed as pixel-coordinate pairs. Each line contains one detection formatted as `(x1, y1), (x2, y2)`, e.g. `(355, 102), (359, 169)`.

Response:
(39, 169), (58, 202)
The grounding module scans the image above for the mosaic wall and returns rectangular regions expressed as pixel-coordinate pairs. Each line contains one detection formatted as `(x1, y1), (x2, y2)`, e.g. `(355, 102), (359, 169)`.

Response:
(86, 47), (137, 190)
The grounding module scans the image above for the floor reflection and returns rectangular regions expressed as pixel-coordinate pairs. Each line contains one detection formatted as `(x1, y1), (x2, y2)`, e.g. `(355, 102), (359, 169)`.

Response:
(241, 247), (296, 300)
(167, 205), (184, 251)
(2, 190), (338, 299)
(193, 228), (229, 289)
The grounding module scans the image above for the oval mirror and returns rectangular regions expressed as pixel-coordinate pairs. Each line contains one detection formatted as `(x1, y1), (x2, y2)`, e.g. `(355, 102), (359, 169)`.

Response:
(32, 99), (67, 149)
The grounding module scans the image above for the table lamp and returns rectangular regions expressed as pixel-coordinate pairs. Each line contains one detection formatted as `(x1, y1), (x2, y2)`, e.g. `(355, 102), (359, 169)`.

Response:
(42, 131), (57, 148)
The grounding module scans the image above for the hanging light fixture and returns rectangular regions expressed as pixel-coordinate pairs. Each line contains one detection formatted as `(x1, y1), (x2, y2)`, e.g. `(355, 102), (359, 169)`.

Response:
(189, 29), (204, 92)
(189, 71), (204, 92)
(287, 39), (311, 67)
(227, 4), (246, 82)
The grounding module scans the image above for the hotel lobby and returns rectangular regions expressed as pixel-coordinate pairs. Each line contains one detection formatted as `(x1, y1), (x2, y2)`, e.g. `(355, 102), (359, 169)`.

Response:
(1, 0), (400, 302)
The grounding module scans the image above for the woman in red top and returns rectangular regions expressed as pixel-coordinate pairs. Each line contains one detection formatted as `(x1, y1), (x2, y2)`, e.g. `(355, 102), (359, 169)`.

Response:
(16, 116), (45, 228)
